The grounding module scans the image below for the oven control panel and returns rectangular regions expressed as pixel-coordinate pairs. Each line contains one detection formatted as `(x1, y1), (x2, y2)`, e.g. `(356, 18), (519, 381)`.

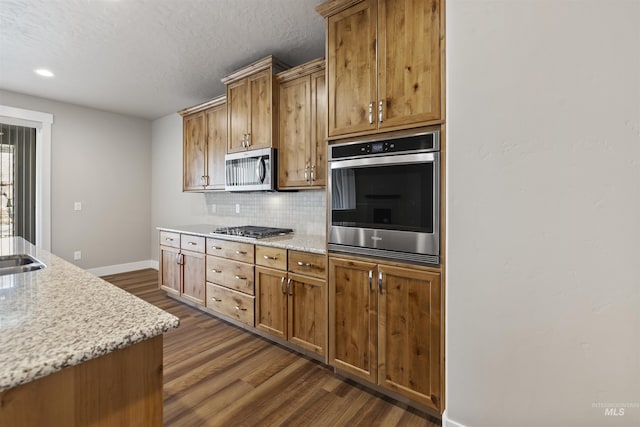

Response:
(329, 130), (439, 160)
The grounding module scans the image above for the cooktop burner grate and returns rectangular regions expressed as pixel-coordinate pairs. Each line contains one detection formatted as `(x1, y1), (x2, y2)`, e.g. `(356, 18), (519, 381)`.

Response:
(211, 226), (293, 239)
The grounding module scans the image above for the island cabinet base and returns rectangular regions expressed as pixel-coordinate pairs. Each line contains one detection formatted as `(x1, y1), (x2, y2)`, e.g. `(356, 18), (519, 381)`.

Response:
(0, 335), (163, 427)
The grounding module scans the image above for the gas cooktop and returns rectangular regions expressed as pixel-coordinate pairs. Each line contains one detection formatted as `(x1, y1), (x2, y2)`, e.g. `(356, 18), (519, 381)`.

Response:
(211, 226), (293, 239)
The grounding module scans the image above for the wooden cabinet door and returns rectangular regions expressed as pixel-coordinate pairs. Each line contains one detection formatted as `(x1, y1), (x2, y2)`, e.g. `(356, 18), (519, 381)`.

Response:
(205, 103), (227, 189)
(278, 75), (311, 188)
(287, 273), (326, 357)
(377, 0), (441, 130)
(183, 112), (206, 191)
(227, 78), (250, 153)
(378, 264), (441, 411)
(255, 267), (287, 339)
(328, 257), (378, 383)
(159, 245), (180, 295)
(326, 0), (377, 137)
(181, 250), (206, 305)
(248, 69), (273, 150)
(310, 69), (326, 186)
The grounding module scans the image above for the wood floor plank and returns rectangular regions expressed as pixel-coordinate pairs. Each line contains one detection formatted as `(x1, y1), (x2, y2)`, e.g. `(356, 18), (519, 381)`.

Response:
(103, 269), (440, 427)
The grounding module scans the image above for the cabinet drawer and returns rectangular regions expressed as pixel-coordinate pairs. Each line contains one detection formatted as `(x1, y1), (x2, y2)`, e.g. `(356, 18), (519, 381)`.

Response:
(206, 238), (255, 263)
(206, 282), (255, 327)
(206, 256), (255, 295)
(288, 251), (327, 279)
(181, 235), (205, 253)
(255, 246), (287, 270)
(160, 231), (180, 249)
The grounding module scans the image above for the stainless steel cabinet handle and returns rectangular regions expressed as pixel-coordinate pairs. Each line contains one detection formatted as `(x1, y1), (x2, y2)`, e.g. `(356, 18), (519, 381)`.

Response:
(304, 165), (309, 182)
(235, 306), (247, 311)
(368, 102), (374, 124)
(235, 250), (247, 255)
(378, 272), (383, 293)
(234, 275), (247, 280)
(378, 100), (384, 123)
(297, 261), (313, 268)
(210, 268), (222, 273)
(287, 278), (292, 296)
(280, 276), (286, 294)
(368, 270), (373, 291)
(263, 255), (278, 260)
(211, 297), (221, 302)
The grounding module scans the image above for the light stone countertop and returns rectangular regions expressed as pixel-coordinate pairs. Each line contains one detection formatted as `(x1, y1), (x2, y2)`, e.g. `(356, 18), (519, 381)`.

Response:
(0, 237), (179, 392)
(158, 224), (327, 255)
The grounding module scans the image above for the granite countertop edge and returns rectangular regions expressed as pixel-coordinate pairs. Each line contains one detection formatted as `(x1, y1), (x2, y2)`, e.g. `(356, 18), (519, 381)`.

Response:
(0, 237), (179, 392)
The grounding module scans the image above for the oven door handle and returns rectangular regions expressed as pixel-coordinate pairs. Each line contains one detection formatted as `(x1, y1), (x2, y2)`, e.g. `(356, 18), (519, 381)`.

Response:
(329, 152), (438, 169)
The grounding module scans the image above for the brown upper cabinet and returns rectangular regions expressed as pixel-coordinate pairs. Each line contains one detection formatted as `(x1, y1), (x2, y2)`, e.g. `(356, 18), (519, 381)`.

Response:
(317, 0), (444, 139)
(178, 95), (227, 191)
(222, 56), (289, 153)
(276, 59), (327, 189)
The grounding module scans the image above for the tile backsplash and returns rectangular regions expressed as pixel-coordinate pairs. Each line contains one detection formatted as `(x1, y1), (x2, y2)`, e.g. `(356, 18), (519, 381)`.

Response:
(202, 189), (326, 236)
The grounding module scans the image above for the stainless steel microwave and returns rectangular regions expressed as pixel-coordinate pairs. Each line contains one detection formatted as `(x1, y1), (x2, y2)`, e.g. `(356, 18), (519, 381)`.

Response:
(225, 148), (276, 192)
(328, 130), (440, 265)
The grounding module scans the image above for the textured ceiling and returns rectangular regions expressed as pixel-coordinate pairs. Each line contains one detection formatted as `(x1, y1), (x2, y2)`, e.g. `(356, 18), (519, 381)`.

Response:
(0, 0), (326, 120)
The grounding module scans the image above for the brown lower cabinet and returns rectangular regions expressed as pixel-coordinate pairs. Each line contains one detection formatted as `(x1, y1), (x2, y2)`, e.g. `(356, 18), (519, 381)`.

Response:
(158, 231), (442, 413)
(159, 232), (206, 305)
(255, 249), (327, 359)
(328, 256), (442, 412)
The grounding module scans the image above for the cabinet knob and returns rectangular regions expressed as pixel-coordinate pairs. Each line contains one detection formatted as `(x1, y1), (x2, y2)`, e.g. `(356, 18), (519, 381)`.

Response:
(210, 269), (222, 273)
(235, 305), (247, 311)
(165, 237), (174, 242)
(263, 255), (278, 260)
(235, 250), (247, 255)
(297, 261), (313, 268)
(211, 297), (221, 302)
(187, 241), (197, 246)
(211, 246), (222, 250)
(234, 275), (247, 280)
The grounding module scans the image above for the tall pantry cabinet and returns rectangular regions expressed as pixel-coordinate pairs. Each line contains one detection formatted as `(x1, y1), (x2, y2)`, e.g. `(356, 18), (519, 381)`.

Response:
(317, 0), (446, 416)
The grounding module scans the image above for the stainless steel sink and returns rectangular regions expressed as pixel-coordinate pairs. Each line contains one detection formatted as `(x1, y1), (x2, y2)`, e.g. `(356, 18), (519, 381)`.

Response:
(0, 254), (46, 276)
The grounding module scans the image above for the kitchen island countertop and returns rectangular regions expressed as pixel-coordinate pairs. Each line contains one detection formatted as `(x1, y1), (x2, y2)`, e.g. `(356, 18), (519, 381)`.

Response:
(158, 224), (326, 254)
(0, 237), (179, 392)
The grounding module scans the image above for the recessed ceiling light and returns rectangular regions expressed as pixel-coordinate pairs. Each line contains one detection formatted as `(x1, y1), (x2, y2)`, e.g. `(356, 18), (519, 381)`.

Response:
(34, 69), (55, 77)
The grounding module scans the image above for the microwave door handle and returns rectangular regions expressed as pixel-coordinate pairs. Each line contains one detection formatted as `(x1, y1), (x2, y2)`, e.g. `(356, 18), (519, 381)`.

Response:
(256, 157), (266, 183)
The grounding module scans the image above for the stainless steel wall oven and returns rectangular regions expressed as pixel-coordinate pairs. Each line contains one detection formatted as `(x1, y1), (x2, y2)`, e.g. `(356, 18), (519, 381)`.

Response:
(328, 130), (440, 265)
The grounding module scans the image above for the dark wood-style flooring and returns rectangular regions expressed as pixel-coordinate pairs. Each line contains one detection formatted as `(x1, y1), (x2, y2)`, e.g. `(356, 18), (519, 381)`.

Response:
(102, 269), (441, 427)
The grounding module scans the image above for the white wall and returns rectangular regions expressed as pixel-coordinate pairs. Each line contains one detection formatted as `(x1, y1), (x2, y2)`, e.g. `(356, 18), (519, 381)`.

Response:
(150, 112), (325, 261)
(0, 89), (152, 269)
(446, 1), (640, 427)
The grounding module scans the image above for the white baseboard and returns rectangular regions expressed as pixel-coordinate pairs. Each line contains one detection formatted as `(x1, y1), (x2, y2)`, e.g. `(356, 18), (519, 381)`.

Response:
(443, 410), (469, 427)
(87, 260), (157, 277)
